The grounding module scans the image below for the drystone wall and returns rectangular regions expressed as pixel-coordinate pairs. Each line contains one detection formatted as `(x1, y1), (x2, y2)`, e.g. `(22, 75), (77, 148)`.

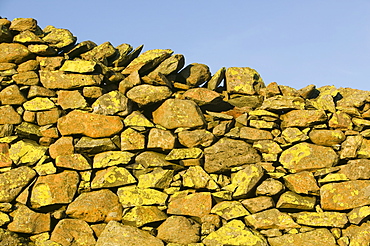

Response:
(0, 17), (369, 246)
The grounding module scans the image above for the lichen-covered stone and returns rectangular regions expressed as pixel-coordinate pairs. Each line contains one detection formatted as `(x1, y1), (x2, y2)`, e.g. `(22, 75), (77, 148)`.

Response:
(308, 129), (346, 146)
(39, 70), (102, 89)
(93, 151), (134, 169)
(167, 192), (212, 218)
(120, 128), (146, 151)
(91, 166), (136, 189)
(135, 151), (174, 168)
(60, 60), (96, 73)
(0, 85), (27, 105)
(137, 168), (173, 189)
(55, 154), (91, 170)
(0, 105), (22, 124)
(157, 216), (200, 244)
(57, 90), (87, 110)
(122, 205), (167, 227)
(50, 219), (96, 246)
(241, 196), (275, 214)
(92, 90), (131, 116)
(183, 88), (222, 106)
(9, 139), (48, 165)
(256, 178), (285, 196)
(211, 201), (250, 220)
(165, 148), (203, 160)
(283, 171), (320, 195)
(75, 137), (118, 154)
(127, 84), (172, 106)
(225, 67), (265, 95)
(147, 128), (176, 150)
(178, 129), (215, 148)
(42, 26), (76, 48)
(347, 206), (370, 224)
(276, 191), (316, 210)
(281, 110), (327, 128)
(244, 209), (300, 230)
(268, 228), (337, 246)
(124, 111), (154, 127)
(182, 166), (218, 190)
(261, 96), (305, 111)
(0, 43), (33, 64)
(117, 185), (168, 208)
(8, 204), (50, 234)
(291, 211), (348, 228)
(239, 127), (273, 141)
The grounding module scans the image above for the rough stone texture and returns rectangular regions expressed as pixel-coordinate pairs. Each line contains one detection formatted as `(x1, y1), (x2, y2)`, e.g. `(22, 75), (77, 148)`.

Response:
(167, 192), (212, 218)
(226, 67), (265, 95)
(0, 105), (22, 124)
(0, 43), (33, 64)
(244, 209), (300, 230)
(91, 166), (136, 189)
(50, 219), (96, 246)
(127, 84), (172, 106)
(122, 205), (167, 227)
(268, 228), (337, 246)
(92, 90), (131, 116)
(39, 70), (103, 89)
(157, 216), (200, 244)
(117, 185), (168, 208)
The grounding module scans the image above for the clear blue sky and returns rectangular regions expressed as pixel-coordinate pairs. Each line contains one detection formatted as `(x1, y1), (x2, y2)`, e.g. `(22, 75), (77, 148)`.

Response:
(2, 0), (370, 91)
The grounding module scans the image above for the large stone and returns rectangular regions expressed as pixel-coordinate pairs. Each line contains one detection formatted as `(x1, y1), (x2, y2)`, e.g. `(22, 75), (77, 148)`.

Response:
(0, 105), (22, 124)
(57, 110), (123, 138)
(120, 128), (146, 151)
(281, 110), (327, 128)
(39, 70), (103, 89)
(308, 129), (346, 146)
(283, 171), (320, 195)
(204, 138), (261, 173)
(0, 85), (27, 105)
(91, 166), (136, 189)
(48, 137), (74, 159)
(145, 54), (184, 83)
(9, 139), (48, 165)
(244, 209), (300, 230)
(122, 205), (167, 227)
(241, 196), (275, 214)
(126, 84), (172, 106)
(55, 154), (91, 171)
(178, 63), (211, 87)
(229, 164), (265, 198)
(92, 90), (131, 116)
(337, 159), (370, 180)
(117, 185), (168, 208)
(42, 26), (76, 48)
(261, 96), (305, 111)
(256, 178), (285, 196)
(23, 97), (55, 111)
(50, 219), (96, 246)
(0, 43), (33, 64)
(291, 212), (348, 228)
(93, 151), (134, 169)
(152, 99), (206, 129)
(157, 216), (200, 244)
(342, 222), (370, 246)
(167, 192), (212, 218)
(279, 142), (338, 173)
(239, 127), (273, 141)
(80, 41), (116, 63)
(268, 228), (337, 246)
(135, 151), (174, 168)
(147, 128), (176, 150)
(182, 166), (218, 190)
(225, 67), (265, 95)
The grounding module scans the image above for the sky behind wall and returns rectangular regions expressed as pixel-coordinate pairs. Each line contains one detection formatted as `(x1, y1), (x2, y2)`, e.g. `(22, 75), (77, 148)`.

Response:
(2, 0), (370, 91)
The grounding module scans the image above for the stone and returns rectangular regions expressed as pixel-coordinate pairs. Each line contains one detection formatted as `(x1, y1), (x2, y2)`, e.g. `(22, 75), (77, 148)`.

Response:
(118, 71), (141, 94)
(127, 84), (172, 106)
(341, 222), (370, 246)
(225, 67), (265, 95)
(0, 105), (22, 124)
(281, 110), (327, 128)
(83, 86), (103, 98)
(91, 166), (136, 189)
(283, 171), (320, 195)
(18, 59), (39, 72)
(239, 127), (273, 141)
(309, 129), (346, 146)
(203, 220), (268, 246)
(37, 108), (61, 126)
(340, 135), (362, 159)
(10, 17), (38, 32)
(124, 111), (154, 127)
(0, 43), (33, 64)
(28, 44), (58, 56)
(39, 70), (103, 89)
(281, 127), (309, 144)
(268, 228), (337, 246)
(291, 212), (348, 228)
(204, 138), (261, 173)
(279, 142), (338, 173)
(178, 63), (211, 87)
(57, 90), (87, 110)
(165, 148), (203, 160)
(15, 122), (41, 138)
(13, 30), (43, 43)
(178, 129), (215, 148)
(147, 128), (176, 150)
(0, 85), (26, 105)
(75, 137), (118, 154)
(34, 162), (57, 176)
(338, 159), (370, 180)
(42, 26), (76, 48)
(347, 206), (370, 224)
(55, 154), (91, 170)
(120, 128), (145, 151)
(256, 178), (285, 196)
(157, 216), (200, 244)
(122, 205), (167, 227)
(23, 97), (55, 111)
(154, 98), (207, 129)
(337, 87), (370, 108)
(8, 204), (50, 234)
(145, 54), (184, 80)
(208, 67), (226, 90)
(28, 85), (56, 98)
(95, 221), (164, 246)
(135, 151), (174, 168)
(93, 151), (134, 169)
(167, 192), (212, 218)
(241, 196), (275, 214)
(60, 60), (96, 73)
(80, 41), (116, 63)
(261, 96), (305, 111)
(183, 88), (222, 106)
(320, 180), (370, 210)
(57, 110), (123, 138)
(30, 171), (79, 209)
(211, 201), (250, 220)
(276, 191), (316, 210)
(137, 168), (173, 189)
(244, 209), (300, 230)
(117, 185), (168, 208)
(227, 95), (263, 108)
(66, 189), (122, 223)
(182, 166), (217, 190)
(9, 139), (48, 165)
(0, 166), (36, 202)
(92, 90), (131, 116)
(357, 138), (370, 158)
(229, 164), (265, 198)
(50, 219), (96, 246)
(0, 143), (12, 168)
(48, 137), (74, 159)
(37, 56), (64, 70)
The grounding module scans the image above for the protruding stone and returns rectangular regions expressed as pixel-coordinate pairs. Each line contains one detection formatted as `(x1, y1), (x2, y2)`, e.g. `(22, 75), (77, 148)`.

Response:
(93, 151), (134, 169)
(75, 137), (118, 154)
(167, 192), (212, 218)
(157, 216), (200, 244)
(261, 96), (305, 111)
(9, 139), (48, 165)
(10, 18), (38, 32)
(122, 206), (167, 227)
(178, 129), (215, 148)
(207, 67), (225, 90)
(137, 168), (173, 189)
(276, 191), (316, 210)
(347, 206), (370, 224)
(48, 136), (74, 159)
(283, 171), (320, 195)
(338, 159), (370, 180)
(309, 129), (346, 146)
(0, 43), (33, 64)
(80, 41), (116, 63)
(135, 151), (174, 168)
(124, 111), (154, 127)
(42, 26), (76, 48)
(147, 128), (176, 150)
(178, 63), (211, 87)
(182, 166), (218, 190)
(91, 166), (136, 189)
(120, 128), (146, 151)
(225, 67), (265, 95)
(23, 97), (55, 111)
(0, 85), (27, 105)
(117, 185), (168, 208)
(92, 90), (131, 116)
(127, 84), (172, 106)
(239, 127), (273, 141)
(60, 60), (96, 73)
(39, 70), (102, 89)
(50, 219), (96, 246)
(183, 88), (222, 106)
(229, 164), (265, 198)
(256, 178), (285, 196)
(241, 196), (275, 214)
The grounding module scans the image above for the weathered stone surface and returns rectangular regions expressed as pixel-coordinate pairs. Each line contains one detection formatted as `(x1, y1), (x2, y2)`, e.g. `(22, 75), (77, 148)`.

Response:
(57, 110), (123, 138)
(92, 90), (131, 116)
(43, 26), (76, 48)
(203, 220), (268, 246)
(127, 84), (172, 106)
(178, 129), (215, 148)
(167, 192), (212, 218)
(135, 151), (174, 168)
(66, 189), (122, 223)
(0, 105), (22, 124)
(37, 108), (61, 126)
(183, 88), (222, 106)
(239, 127), (273, 141)
(93, 151), (134, 169)
(182, 166), (218, 190)
(225, 67), (265, 95)
(120, 128), (146, 151)
(276, 191), (316, 210)
(48, 136), (74, 159)
(281, 110), (327, 128)
(279, 142), (338, 173)
(30, 171), (79, 208)
(39, 70), (102, 89)
(341, 222), (370, 246)
(166, 148), (203, 160)
(57, 90), (87, 110)
(241, 196), (275, 214)
(347, 206), (370, 224)
(283, 171), (320, 195)
(122, 205), (167, 227)
(91, 166), (136, 189)
(0, 43), (33, 64)
(80, 41), (116, 63)
(9, 140), (48, 165)
(204, 138), (261, 173)
(261, 96), (305, 111)
(329, 111), (353, 129)
(207, 67), (225, 90)
(229, 164), (265, 198)
(137, 168), (173, 189)
(0, 85), (26, 105)
(211, 201), (250, 220)
(340, 135), (362, 159)
(23, 97), (55, 111)
(0, 143), (12, 168)
(147, 128), (176, 150)
(256, 178), (285, 196)
(124, 111), (154, 127)
(55, 154), (91, 170)
(337, 159), (370, 180)
(145, 54), (184, 80)
(244, 209), (300, 230)
(178, 63), (211, 87)
(50, 219), (96, 246)
(291, 211), (348, 228)
(117, 185), (168, 208)
(320, 180), (370, 210)
(309, 129), (346, 146)
(10, 17), (38, 32)
(157, 216), (200, 244)
(75, 137), (118, 154)
(60, 60), (96, 73)
(268, 228), (337, 246)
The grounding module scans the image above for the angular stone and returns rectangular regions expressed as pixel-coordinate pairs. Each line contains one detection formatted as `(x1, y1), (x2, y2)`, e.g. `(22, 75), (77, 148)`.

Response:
(118, 71), (141, 94)
(147, 128), (176, 150)
(261, 96), (305, 111)
(57, 90), (87, 110)
(347, 206), (370, 224)
(291, 212), (348, 228)
(279, 142), (338, 173)
(124, 111), (154, 127)
(281, 110), (327, 128)
(39, 70), (102, 89)
(241, 196), (275, 214)
(244, 209), (300, 230)
(0, 84), (26, 105)
(204, 138), (261, 173)
(183, 88), (222, 106)
(92, 90), (131, 116)
(0, 166), (36, 202)
(66, 189), (122, 223)
(91, 166), (136, 189)
(253, 140), (282, 155)
(135, 151), (174, 168)
(268, 228), (337, 246)
(338, 159), (370, 180)
(211, 201), (250, 220)
(281, 127), (309, 144)
(283, 171), (320, 195)
(9, 139), (48, 165)
(55, 154), (91, 170)
(57, 110), (123, 138)
(28, 85), (56, 98)
(178, 129), (215, 148)
(42, 26), (76, 48)
(7, 204), (50, 234)
(122, 205), (167, 227)
(28, 44), (58, 56)
(93, 151), (134, 169)
(145, 53), (184, 79)
(15, 122), (41, 138)
(276, 191), (316, 210)
(357, 138), (370, 158)
(256, 178), (285, 196)
(0, 43), (33, 64)
(80, 41), (116, 63)
(225, 67), (265, 95)
(96, 221), (164, 246)
(227, 95), (263, 108)
(340, 135), (362, 159)
(10, 17), (38, 32)
(83, 86), (103, 98)
(178, 63), (211, 87)
(168, 192), (212, 218)
(50, 219), (96, 246)
(0, 143), (12, 168)
(153, 99), (206, 129)
(166, 148), (203, 160)
(0, 105), (22, 124)
(208, 67), (226, 90)
(13, 30), (43, 43)
(48, 137), (74, 159)
(13, 71), (40, 86)
(117, 185), (168, 208)
(239, 127), (273, 141)
(75, 137), (118, 154)
(341, 222), (370, 246)
(60, 60), (96, 73)
(329, 111), (353, 130)
(37, 108), (61, 126)
(119, 128), (145, 151)
(137, 168), (173, 189)
(228, 164), (265, 198)
(23, 97), (55, 111)
(157, 216), (200, 244)
(182, 166), (217, 190)
(34, 162), (57, 176)
(337, 87), (370, 108)
(203, 220), (268, 246)
(320, 180), (370, 210)
(126, 84), (172, 106)
(309, 129), (346, 146)
(30, 171), (79, 209)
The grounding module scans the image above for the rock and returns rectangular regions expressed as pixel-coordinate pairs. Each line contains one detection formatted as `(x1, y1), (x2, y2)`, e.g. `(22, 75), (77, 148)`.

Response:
(42, 26), (76, 49)
(57, 90), (87, 110)
(147, 128), (176, 150)
(183, 88), (222, 106)
(118, 71), (141, 94)
(276, 191), (316, 210)
(66, 189), (122, 223)
(0, 43), (33, 64)
(203, 219), (268, 246)
(241, 196), (275, 214)
(357, 138), (370, 158)
(13, 30), (43, 43)
(127, 84), (172, 106)
(55, 154), (91, 170)
(225, 67), (265, 95)
(122, 206), (167, 227)
(75, 137), (118, 154)
(95, 221), (164, 246)
(48, 137), (74, 159)
(37, 108), (61, 126)
(60, 60), (96, 73)
(211, 201), (250, 220)
(167, 192), (212, 218)
(165, 148), (203, 160)
(92, 90), (131, 116)
(253, 140), (282, 155)
(23, 97), (55, 111)
(281, 110), (327, 128)
(0, 85), (27, 105)
(308, 129), (346, 146)
(256, 178), (285, 196)
(50, 219), (96, 246)
(83, 86), (103, 98)
(157, 216), (200, 244)
(80, 41), (117, 63)
(178, 129), (215, 148)
(329, 111), (353, 130)
(57, 110), (123, 138)
(0, 105), (22, 124)
(283, 171), (320, 195)
(279, 142), (338, 173)
(93, 151), (134, 169)
(281, 127), (309, 144)
(229, 164), (265, 198)
(39, 70), (103, 89)
(178, 63), (211, 87)
(340, 135), (362, 159)
(124, 111), (154, 127)
(347, 206), (370, 224)
(91, 166), (136, 189)
(9, 139), (48, 165)
(182, 166), (217, 190)
(145, 54), (185, 81)
(268, 228), (337, 246)
(337, 87), (370, 108)
(30, 171), (79, 209)
(137, 168), (173, 189)
(117, 185), (168, 208)
(261, 96), (305, 111)
(341, 222), (370, 246)
(337, 159), (370, 180)
(10, 18), (38, 32)
(204, 138), (261, 173)
(7, 204), (50, 234)
(120, 128), (146, 151)
(291, 211), (348, 228)
(244, 209), (300, 230)
(207, 67), (225, 90)
(28, 85), (56, 98)
(320, 180), (370, 210)
(15, 122), (41, 138)
(0, 143), (12, 168)
(239, 127), (273, 141)
(135, 151), (174, 168)
(153, 99), (206, 129)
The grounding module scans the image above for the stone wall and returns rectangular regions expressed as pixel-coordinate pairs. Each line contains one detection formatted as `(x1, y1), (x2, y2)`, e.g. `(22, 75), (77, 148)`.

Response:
(0, 17), (369, 245)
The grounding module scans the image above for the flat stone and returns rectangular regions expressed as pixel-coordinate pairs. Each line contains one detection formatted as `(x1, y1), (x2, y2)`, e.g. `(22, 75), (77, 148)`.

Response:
(117, 185), (168, 208)
(225, 67), (265, 95)
(91, 166), (136, 189)
(137, 168), (173, 189)
(276, 191), (316, 210)
(283, 171), (320, 195)
(0, 105), (22, 124)
(261, 96), (305, 111)
(48, 136), (74, 159)
(60, 60), (96, 73)
(256, 178), (285, 196)
(118, 71), (141, 94)
(30, 171), (79, 209)
(152, 99), (206, 129)
(165, 148), (203, 160)
(329, 111), (353, 129)
(268, 228), (337, 246)
(281, 110), (327, 128)
(57, 110), (123, 138)
(281, 127), (309, 144)
(28, 85), (56, 98)
(75, 137), (118, 154)
(357, 138), (370, 158)
(23, 97), (55, 111)
(203, 220), (268, 246)
(167, 192), (212, 218)
(0, 166), (36, 202)
(244, 209), (300, 230)
(157, 216), (200, 244)
(320, 180), (370, 210)
(178, 129), (215, 148)
(55, 154), (91, 170)
(337, 87), (370, 108)
(10, 18), (38, 32)
(183, 88), (222, 106)
(309, 129), (346, 146)
(122, 205), (167, 227)
(80, 41), (116, 62)
(211, 201), (250, 220)
(13, 30), (43, 43)
(241, 196), (275, 214)
(204, 138), (261, 173)
(96, 221), (164, 246)
(147, 128), (176, 150)
(93, 151), (134, 169)
(42, 26), (76, 48)
(0, 84), (27, 105)
(253, 140), (282, 154)
(66, 189), (122, 223)
(239, 127), (273, 141)
(50, 219), (96, 246)
(0, 43), (33, 64)
(146, 54), (184, 80)
(83, 86), (103, 98)
(347, 206), (370, 224)
(182, 166), (218, 190)
(229, 164), (265, 199)
(279, 142), (338, 173)
(57, 90), (87, 110)
(9, 139), (48, 165)
(291, 212), (348, 228)
(92, 90), (131, 116)
(126, 84), (172, 106)
(39, 70), (102, 89)
(120, 128), (145, 151)
(207, 67), (226, 90)
(124, 111), (154, 127)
